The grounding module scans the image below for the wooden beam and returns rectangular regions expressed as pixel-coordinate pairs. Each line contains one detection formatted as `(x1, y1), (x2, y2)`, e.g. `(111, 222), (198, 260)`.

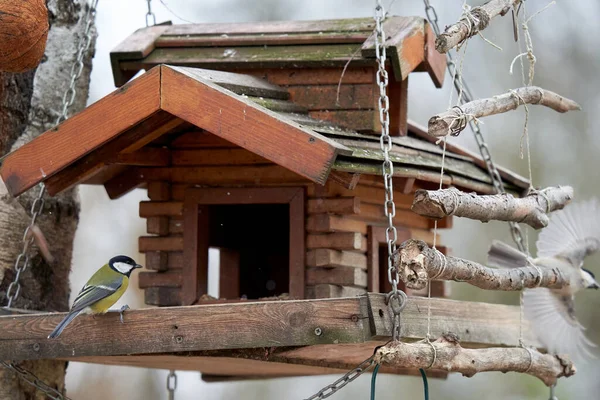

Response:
(306, 214), (368, 234)
(171, 148), (269, 166)
(147, 181), (171, 201)
(108, 147), (170, 166)
(307, 197), (360, 215)
(327, 170), (361, 190)
(218, 249), (240, 299)
(0, 67), (162, 197)
(139, 236), (184, 252)
(306, 249), (367, 269)
(161, 65), (350, 185)
(139, 201), (183, 217)
(307, 232), (367, 252)
(103, 167), (146, 200)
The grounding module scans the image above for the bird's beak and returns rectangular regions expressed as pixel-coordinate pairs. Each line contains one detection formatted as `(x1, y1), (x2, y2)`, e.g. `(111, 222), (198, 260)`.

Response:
(589, 283), (599, 290)
(135, 264), (143, 269)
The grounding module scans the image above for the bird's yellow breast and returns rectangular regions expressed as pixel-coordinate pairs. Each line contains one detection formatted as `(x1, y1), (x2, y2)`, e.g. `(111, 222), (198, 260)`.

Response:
(88, 276), (129, 314)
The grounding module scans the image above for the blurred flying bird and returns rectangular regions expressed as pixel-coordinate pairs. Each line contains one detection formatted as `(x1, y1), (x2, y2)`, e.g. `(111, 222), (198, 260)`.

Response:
(487, 199), (599, 361)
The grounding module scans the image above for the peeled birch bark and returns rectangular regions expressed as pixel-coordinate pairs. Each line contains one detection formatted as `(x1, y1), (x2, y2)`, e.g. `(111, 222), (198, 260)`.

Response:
(393, 239), (571, 291)
(428, 87), (581, 137)
(411, 186), (573, 229)
(435, 0), (521, 53)
(375, 333), (575, 386)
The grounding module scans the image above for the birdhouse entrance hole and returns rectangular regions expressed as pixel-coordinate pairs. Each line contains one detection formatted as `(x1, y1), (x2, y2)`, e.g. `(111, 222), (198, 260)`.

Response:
(183, 187), (305, 305)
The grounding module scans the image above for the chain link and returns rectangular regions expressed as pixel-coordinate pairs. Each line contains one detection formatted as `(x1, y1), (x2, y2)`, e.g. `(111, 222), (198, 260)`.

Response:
(0, 361), (70, 400)
(146, 0), (157, 26)
(304, 355), (376, 400)
(423, 0), (527, 253)
(166, 370), (177, 400)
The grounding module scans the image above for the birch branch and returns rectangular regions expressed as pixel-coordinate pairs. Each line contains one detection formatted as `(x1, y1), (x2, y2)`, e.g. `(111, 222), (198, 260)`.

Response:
(375, 333), (575, 386)
(411, 186), (573, 229)
(393, 239), (571, 291)
(435, 0), (520, 53)
(428, 87), (581, 137)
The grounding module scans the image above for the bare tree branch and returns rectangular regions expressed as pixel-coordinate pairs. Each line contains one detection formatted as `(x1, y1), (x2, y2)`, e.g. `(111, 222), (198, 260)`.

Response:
(428, 87), (581, 137)
(393, 239), (571, 291)
(375, 333), (575, 386)
(435, 0), (521, 53)
(411, 186), (573, 229)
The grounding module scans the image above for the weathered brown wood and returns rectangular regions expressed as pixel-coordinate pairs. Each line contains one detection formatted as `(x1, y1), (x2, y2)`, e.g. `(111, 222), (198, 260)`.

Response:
(218, 249), (240, 299)
(306, 249), (367, 269)
(169, 219), (184, 234)
(245, 67), (375, 86)
(287, 84), (374, 110)
(306, 285), (366, 299)
(139, 201), (183, 217)
(182, 202), (209, 306)
(306, 214), (368, 235)
(389, 76), (408, 136)
(367, 226), (412, 293)
(110, 24), (171, 86)
(307, 232), (367, 252)
(306, 267), (367, 287)
(307, 197), (360, 215)
(0, 297), (372, 360)
(144, 287), (182, 306)
(139, 236), (184, 252)
(138, 271), (183, 288)
(308, 182), (414, 209)
(146, 216), (170, 236)
(108, 147), (170, 166)
(148, 181), (171, 201)
(0, 67), (162, 196)
(309, 110), (376, 132)
(145, 252), (169, 272)
(161, 66), (348, 185)
(171, 149), (269, 166)
(103, 167), (146, 200)
(169, 130), (236, 148)
(421, 22), (446, 88)
(326, 170), (361, 190)
(357, 203), (430, 229)
(289, 188), (306, 299)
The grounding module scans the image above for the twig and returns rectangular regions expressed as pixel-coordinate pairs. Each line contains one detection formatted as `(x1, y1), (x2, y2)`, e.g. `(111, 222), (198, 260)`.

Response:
(411, 186), (573, 229)
(375, 333), (575, 386)
(436, 0), (522, 53)
(428, 86), (581, 137)
(393, 239), (571, 291)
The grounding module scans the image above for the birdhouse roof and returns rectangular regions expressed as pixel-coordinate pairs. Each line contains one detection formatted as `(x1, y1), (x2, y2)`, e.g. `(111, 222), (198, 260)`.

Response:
(0, 65), (528, 198)
(110, 16), (446, 88)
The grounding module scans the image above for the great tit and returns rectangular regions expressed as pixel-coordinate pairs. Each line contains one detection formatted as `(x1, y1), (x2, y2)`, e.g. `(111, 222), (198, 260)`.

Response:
(487, 199), (600, 361)
(48, 255), (143, 339)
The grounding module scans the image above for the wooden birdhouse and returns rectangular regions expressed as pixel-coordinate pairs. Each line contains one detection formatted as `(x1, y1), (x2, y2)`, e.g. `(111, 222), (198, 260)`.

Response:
(0, 17), (535, 380)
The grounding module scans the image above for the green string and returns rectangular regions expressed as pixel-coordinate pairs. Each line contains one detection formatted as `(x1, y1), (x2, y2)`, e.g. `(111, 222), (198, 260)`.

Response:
(419, 368), (430, 400)
(370, 363), (381, 400)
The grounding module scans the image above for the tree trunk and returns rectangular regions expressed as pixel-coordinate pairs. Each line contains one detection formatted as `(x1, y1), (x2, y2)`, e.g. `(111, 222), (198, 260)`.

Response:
(0, 1), (96, 398)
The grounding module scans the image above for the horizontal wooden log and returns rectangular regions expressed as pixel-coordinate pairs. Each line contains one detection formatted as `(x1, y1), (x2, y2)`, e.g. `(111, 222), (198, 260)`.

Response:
(103, 167), (146, 200)
(305, 284), (367, 299)
(139, 271), (182, 288)
(307, 232), (368, 252)
(435, 0), (519, 53)
(306, 267), (368, 287)
(395, 239), (572, 291)
(139, 236), (184, 252)
(306, 214), (368, 234)
(357, 203), (430, 229)
(139, 201), (183, 217)
(169, 219), (183, 234)
(308, 182), (414, 209)
(171, 149), (269, 166)
(109, 147), (170, 166)
(147, 181), (171, 201)
(144, 287), (182, 306)
(306, 249), (367, 269)
(145, 251), (184, 271)
(147, 216), (169, 235)
(287, 84), (374, 110)
(412, 186), (573, 229)
(375, 334), (574, 386)
(428, 87), (582, 137)
(327, 170), (361, 189)
(169, 130), (236, 148)
(307, 197), (360, 214)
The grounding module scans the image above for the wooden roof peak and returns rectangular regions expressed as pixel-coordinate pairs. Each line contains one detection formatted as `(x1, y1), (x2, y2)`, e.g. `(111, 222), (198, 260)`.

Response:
(110, 16), (445, 88)
(0, 65), (351, 197)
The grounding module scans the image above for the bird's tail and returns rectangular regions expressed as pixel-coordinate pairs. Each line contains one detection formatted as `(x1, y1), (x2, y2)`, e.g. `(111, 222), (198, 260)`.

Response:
(487, 240), (529, 269)
(48, 310), (81, 339)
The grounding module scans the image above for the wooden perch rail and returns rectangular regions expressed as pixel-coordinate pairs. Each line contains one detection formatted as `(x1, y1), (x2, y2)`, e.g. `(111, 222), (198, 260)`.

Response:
(435, 0), (522, 53)
(411, 186), (573, 229)
(428, 87), (581, 137)
(375, 333), (575, 386)
(394, 239), (571, 291)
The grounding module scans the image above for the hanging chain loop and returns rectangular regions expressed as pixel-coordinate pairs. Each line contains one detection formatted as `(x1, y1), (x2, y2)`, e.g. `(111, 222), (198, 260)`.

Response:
(422, 0), (527, 254)
(166, 370), (177, 400)
(304, 355), (376, 400)
(0, 361), (70, 400)
(146, 0), (157, 26)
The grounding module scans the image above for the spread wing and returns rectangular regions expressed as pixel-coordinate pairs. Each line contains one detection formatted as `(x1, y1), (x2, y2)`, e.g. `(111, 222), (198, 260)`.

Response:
(524, 288), (597, 361)
(536, 198), (600, 265)
(70, 275), (124, 313)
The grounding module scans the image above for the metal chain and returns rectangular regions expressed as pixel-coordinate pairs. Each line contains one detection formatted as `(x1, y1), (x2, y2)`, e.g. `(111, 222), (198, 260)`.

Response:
(167, 370), (177, 400)
(422, 0), (527, 253)
(2, 1), (99, 398)
(0, 361), (70, 400)
(4, 0), (99, 309)
(305, 355), (376, 400)
(146, 0), (157, 26)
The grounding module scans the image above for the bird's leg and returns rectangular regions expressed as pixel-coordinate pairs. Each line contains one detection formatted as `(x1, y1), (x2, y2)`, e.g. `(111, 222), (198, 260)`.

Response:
(119, 304), (130, 324)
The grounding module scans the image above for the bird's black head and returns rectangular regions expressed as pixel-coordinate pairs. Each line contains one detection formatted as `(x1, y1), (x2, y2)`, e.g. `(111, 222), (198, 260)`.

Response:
(582, 267), (599, 289)
(109, 255), (143, 276)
